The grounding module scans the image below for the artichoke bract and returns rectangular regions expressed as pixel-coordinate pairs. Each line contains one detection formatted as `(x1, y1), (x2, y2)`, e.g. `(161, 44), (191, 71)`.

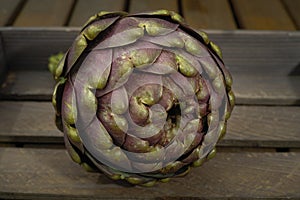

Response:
(50, 10), (234, 186)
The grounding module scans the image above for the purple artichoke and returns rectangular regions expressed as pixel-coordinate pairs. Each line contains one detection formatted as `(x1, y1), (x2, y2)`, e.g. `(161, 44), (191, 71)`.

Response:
(49, 10), (234, 186)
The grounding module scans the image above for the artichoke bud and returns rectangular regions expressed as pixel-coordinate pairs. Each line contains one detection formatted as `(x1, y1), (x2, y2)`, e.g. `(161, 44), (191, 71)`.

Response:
(65, 123), (81, 143)
(207, 147), (217, 160)
(160, 178), (170, 183)
(69, 34), (88, 68)
(170, 11), (185, 23)
(67, 143), (82, 164)
(228, 90), (236, 108)
(218, 122), (227, 141)
(52, 77), (66, 114)
(125, 177), (144, 185)
(81, 162), (97, 172)
(175, 166), (190, 177)
(50, 10), (234, 186)
(196, 30), (210, 45)
(184, 37), (203, 56)
(148, 9), (170, 16)
(141, 180), (157, 187)
(192, 157), (206, 167)
(209, 41), (223, 59)
(139, 21), (162, 36)
(48, 52), (65, 80)
(176, 55), (197, 77)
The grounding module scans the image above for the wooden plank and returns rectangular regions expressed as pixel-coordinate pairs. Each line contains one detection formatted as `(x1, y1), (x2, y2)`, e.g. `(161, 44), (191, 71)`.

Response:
(232, 74), (300, 105)
(0, 101), (61, 144)
(0, 70), (54, 100)
(0, 101), (300, 148)
(181, 0), (236, 30)
(129, 0), (178, 13)
(225, 105), (300, 148)
(0, 0), (23, 26)
(1, 70), (300, 106)
(231, 0), (296, 30)
(68, 0), (125, 27)
(13, 0), (74, 26)
(1, 29), (299, 75)
(0, 148), (299, 199)
(282, 0), (300, 29)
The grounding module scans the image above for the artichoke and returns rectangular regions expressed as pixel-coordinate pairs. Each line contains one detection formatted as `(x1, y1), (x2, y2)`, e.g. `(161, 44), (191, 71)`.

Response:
(49, 10), (234, 186)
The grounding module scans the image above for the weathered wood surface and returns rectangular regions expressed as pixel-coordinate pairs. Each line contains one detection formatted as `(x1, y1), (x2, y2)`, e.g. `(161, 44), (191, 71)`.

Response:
(181, 0), (237, 29)
(129, 0), (178, 13)
(13, 0), (74, 26)
(68, 0), (126, 27)
(0, 101), (299, 148)
(231, 0), (296, 30)
(0, 0), (299, 30)
(283, 0), (300, 29)
(0, 148), (299, 199)
(0, 0), (23, 26)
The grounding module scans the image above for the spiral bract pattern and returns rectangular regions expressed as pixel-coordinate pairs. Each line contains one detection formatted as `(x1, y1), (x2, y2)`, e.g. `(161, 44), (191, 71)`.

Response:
(51, 10), (234, 186)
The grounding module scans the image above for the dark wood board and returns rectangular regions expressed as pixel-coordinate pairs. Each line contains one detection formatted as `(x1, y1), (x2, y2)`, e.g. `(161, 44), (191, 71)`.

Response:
(282, 0), (300, 29)
(1, 70), (299, 106)
(0, 148), (299, 199)
(1, 28), (299, 76)
(0, 0), (23, 26)
(0, 101), (299, 148)
(129, 0), (178, 13)
(0, 33), (6, 84)
(68, 0), (126, 27)
(13, 0), (74, 26)
(231, 0), (296, 30)
(181, 0), (237, 30)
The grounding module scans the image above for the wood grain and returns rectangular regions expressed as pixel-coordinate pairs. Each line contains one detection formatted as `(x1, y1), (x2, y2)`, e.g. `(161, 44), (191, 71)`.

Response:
(231, 0), (296, 30)
(0, 0), (22, 26)
(13, 0), (74, 26)
(0, 148), (299, 199)
(225, 105), (300, 148)
(1, 29), (299, 75)
(181, 0), (236, 30)
(232, 74), (300, 105)
(0, 101), (299, 148)
(129, 0), (178, 13)
(68, 0), (125, 27)
(1, 70), (299, 106)
(282, 0), (300, 29)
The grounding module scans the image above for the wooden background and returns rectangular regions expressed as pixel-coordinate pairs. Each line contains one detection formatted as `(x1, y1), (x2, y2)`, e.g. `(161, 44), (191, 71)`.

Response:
(0, 0), (299, 30)
(0, 0), (300, 199)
